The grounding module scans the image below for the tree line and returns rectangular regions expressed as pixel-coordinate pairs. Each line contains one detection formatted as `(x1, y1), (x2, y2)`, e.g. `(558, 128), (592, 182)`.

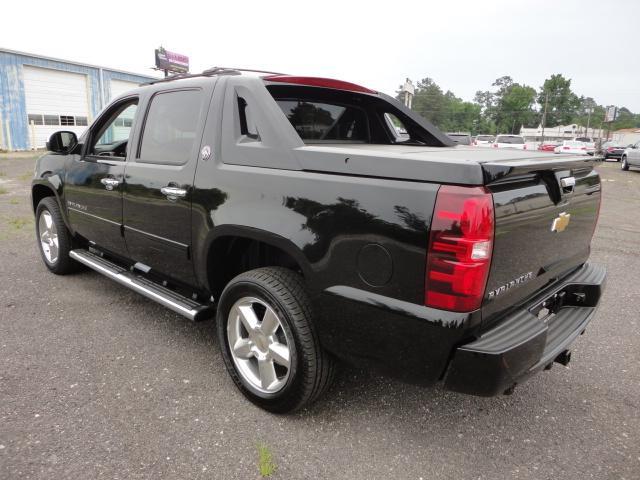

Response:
(398, 74), (639, 135)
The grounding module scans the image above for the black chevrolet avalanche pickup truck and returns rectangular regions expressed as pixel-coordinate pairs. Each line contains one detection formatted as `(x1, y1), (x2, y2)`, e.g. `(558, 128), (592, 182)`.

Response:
(32, 69), (605, 413)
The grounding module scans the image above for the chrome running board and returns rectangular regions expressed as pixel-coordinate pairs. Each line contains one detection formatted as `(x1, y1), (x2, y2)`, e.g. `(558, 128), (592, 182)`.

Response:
(70, 249), (213, 321)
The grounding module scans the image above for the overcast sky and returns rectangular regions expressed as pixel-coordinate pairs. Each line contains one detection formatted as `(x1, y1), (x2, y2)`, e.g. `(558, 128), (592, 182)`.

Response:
(3, 0), (639, 111)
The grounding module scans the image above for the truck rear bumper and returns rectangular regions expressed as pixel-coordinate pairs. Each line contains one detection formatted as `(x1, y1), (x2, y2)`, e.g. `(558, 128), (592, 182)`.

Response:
(444, 263), (606, 396)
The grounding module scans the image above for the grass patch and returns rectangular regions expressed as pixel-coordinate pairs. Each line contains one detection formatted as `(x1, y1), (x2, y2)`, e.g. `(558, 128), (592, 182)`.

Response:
(257, 443), (277, 477)
(0, 187), (8, 195)
(8, 217), (30, 231)
(9, 198), (20, 205)
(18, 172), (33, 182)
(0, 171), (6, 177)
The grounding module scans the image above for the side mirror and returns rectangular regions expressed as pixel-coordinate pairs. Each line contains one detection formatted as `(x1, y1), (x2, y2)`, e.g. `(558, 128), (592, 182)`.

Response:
(46, 131), (78, 153)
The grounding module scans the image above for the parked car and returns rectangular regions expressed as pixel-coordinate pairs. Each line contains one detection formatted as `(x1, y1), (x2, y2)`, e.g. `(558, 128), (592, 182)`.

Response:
(554, 141), (595, 155)
(621, 141), (640, 170)
(473, 134), (495, 146)
(33, 70), (605, 412)
(447, 132), (472, 145)
(600, 141), (626, 161)
(492, 134), (527, 150)
(538, 142), (559, 152)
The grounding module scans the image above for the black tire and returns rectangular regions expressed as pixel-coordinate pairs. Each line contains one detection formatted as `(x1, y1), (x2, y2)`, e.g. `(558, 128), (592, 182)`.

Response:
(35, 197), (80, 274)
(621, 156), (630, 171)
(216, 267), (335, 413)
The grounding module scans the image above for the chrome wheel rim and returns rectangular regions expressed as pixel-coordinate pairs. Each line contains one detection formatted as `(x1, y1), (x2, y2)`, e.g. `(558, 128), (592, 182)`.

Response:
(38, 210), (59, 264)
(227, 297), (291, 394)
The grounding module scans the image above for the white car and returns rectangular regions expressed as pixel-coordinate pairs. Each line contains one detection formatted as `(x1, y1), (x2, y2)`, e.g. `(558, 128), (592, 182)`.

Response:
(554, 141), (595, 155)
(491, 134), (527, 150)
(473, 135), (495, 147)
(621, 141), (640, 171)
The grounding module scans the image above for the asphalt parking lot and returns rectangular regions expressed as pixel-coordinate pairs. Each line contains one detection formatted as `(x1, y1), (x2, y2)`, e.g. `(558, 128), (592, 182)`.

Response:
(0, 152), (638, 480)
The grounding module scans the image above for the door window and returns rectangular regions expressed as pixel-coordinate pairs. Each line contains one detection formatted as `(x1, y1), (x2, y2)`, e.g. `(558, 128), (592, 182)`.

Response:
(137, 89), (203, 165)
(89, 100), (138, 158)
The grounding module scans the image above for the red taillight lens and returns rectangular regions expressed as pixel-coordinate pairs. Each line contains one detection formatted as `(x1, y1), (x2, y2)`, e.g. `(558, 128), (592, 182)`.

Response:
(425, 186), (495, 312)
(563, 146), (570, 150)
(493, 143), (498, 148)
(523, 144), (527, 150)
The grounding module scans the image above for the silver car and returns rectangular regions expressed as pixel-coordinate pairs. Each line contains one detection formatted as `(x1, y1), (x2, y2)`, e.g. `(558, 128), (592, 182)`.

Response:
(621, 141), (640, 171)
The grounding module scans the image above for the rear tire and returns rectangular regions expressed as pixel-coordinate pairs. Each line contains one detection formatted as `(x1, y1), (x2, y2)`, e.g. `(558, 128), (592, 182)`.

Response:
(621, 156), (630, 171)
(35, 197), (80, 275)
(216, 267), (335, 413)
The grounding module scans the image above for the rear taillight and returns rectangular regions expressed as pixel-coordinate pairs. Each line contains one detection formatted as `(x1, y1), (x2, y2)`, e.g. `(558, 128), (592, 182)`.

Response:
(563, 146), (570, 150)
(425, 186), (495, 312)
(492, 143), (498, 148)
(523, 144), (527, 150)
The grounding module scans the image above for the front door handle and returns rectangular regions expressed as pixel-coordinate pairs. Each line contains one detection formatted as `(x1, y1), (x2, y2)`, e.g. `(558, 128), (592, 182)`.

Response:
(160, 186), (187, 201)
(100, 177), (120, 190)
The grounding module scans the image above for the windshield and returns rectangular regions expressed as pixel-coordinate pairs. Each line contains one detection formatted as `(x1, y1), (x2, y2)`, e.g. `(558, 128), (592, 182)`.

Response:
(476, 135), (494, 141)
(496, 136), (524, 144)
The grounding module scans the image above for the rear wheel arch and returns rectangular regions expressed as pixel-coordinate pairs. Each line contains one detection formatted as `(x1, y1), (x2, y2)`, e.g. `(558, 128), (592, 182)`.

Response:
(204, 228), (313, 300)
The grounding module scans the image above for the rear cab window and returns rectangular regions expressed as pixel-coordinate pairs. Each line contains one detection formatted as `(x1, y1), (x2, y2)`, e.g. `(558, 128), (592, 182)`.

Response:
(264, 83), (442, 146)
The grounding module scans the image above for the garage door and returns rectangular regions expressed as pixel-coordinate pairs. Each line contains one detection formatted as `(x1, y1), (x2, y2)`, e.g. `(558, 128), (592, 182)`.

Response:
(110, 80), (138, 100)
(23, 66), (90, 148)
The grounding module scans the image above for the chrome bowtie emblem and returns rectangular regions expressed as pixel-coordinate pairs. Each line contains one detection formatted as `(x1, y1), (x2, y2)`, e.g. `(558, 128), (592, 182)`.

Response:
(551, 212), (571, 232)
(201, 145), (212, 161)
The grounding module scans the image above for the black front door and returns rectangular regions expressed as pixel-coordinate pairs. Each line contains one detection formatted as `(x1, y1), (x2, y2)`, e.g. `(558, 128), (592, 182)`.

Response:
(64, 97), (140, 256)
(123, 86), (213, 285)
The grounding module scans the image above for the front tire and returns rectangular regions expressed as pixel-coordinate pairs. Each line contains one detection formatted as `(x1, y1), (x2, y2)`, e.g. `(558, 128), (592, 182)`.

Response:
(35, 197), (79, 274)
(621, 156), (630, 171)
(216, 267), (335, 413)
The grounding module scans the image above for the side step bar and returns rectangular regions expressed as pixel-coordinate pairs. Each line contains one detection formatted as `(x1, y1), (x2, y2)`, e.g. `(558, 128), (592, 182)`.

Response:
(70, 249), (213, 321)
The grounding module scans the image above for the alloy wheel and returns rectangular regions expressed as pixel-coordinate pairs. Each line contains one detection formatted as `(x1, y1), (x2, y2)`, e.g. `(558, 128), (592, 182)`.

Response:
(227, 297), (292, 394)
(38, 210), (59, 264)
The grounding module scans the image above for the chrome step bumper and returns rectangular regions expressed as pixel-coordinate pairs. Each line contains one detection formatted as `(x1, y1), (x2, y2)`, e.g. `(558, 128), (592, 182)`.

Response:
(70, 249), (213, 321)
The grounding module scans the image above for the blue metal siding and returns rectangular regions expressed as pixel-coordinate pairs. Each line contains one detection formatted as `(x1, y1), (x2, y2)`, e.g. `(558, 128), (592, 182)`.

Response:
(0, 50), (154, 150)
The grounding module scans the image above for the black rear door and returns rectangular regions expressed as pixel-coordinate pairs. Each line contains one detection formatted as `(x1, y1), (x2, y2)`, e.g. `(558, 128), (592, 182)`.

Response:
(122, 85), (213, 285)
(64, 97), (140, 256)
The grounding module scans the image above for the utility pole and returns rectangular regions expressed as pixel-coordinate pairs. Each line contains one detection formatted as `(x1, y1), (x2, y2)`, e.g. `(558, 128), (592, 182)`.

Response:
(541, 91), (549, 144)
(585, 107), (593, 137)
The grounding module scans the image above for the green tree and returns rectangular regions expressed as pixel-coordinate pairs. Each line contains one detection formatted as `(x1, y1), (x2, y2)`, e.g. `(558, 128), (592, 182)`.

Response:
(537, 74), (580, 127)
(476, 76), (537, 133)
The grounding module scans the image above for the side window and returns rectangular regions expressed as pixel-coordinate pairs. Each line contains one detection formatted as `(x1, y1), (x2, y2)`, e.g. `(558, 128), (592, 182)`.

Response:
(89, 99), (138, 158)
(384, 113), (409, 142)
(138, 89), (203, 165)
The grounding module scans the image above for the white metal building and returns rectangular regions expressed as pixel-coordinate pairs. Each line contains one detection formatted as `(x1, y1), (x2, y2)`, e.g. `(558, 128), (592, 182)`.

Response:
(0, 48), (157, 150)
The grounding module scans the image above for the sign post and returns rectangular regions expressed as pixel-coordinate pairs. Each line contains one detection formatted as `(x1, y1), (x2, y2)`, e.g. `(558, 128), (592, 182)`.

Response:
(604, 106), (617, 141)
(154, 47), (190, 77)
(400, 78), (415, 109)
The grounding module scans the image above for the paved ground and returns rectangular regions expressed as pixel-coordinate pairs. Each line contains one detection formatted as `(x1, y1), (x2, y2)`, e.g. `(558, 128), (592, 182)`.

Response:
(0, 153), (638, 480)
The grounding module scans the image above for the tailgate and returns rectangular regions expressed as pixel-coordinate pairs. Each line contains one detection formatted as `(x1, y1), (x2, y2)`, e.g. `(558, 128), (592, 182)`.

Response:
(481, 155), (601, 323)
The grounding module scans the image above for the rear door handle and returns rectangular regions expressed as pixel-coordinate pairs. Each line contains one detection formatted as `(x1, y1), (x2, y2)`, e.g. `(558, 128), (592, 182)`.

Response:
(100, 177), (120, 190)
(161, 186), (187, 201)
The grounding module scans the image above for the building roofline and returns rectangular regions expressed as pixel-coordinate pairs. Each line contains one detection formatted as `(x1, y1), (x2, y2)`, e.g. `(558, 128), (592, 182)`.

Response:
(0, 46), (159, 80)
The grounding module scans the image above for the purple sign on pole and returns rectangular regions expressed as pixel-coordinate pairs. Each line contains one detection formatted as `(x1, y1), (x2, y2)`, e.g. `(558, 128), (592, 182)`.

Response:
(155, 47), (189, 74)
